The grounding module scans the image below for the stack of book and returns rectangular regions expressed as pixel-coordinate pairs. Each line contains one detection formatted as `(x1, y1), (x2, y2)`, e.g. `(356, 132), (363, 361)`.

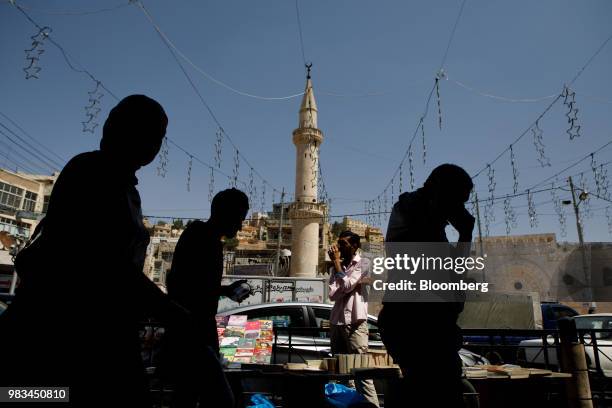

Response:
(216, 315), (273, 364)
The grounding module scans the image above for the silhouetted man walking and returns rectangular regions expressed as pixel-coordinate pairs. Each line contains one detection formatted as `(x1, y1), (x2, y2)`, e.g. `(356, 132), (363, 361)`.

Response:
(0, 95), (190, 407)
(165, 188), (250, 407)
(378, 164), (474, 408)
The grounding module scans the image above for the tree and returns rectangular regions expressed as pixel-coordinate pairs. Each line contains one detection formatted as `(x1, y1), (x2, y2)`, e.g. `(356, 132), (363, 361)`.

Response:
(172, 219), (184, 230)
(156, 220), (167, 226)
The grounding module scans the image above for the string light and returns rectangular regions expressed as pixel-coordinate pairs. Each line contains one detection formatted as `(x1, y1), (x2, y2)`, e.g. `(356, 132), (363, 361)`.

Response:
(208, 166), (214, 203)
(82, 80), (103, 133)
(261, 183), (266, 213)
(436, 69), (445, 130)
(399, 163), (403, 193)
(232, 149), (240, 188)
(23, 26), (51, 79)
(214, 127), (222, 168)
(527, 189), (538, 228)
(551, 182), (567, 237)
(503, 195), (517, 235)
(186, 155), (193, 192)
(562, 85), (581, 140)
(606, 206), (612, 235)
(408, 145), (415, 191)
(578, 172), (593, 219)
(156, 137), (169, 177)
(510, 145), (519, 194)
(420, 118), (426, 164)
(531, 120), (551, 167)
(484, 164), (496, 235)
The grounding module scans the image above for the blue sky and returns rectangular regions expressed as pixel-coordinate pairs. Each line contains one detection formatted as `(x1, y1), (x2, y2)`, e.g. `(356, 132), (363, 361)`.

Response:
(1, 0), (611, 242)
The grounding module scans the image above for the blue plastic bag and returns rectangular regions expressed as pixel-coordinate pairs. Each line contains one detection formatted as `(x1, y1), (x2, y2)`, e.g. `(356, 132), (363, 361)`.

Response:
(325, 383), (366, 408)
(247, 393), (275, 408)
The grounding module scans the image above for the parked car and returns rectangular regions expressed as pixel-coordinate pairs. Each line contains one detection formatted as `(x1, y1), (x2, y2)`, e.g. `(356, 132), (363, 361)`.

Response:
(517, 314), (612, 377)
(217, 302), (489, 366)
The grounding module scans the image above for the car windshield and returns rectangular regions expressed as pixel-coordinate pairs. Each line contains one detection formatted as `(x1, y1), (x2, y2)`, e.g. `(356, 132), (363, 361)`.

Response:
(575, 316), (612, 339)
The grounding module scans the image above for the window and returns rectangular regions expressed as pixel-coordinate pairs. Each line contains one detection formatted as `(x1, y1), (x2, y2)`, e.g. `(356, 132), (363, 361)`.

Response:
(23, 191), (38, 212)
(0, 182), (23, 210)
(42, 195), (50, 214)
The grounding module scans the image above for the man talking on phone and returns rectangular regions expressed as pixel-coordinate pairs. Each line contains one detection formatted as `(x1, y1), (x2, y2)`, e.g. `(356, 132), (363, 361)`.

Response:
(378, 164), (475, 408)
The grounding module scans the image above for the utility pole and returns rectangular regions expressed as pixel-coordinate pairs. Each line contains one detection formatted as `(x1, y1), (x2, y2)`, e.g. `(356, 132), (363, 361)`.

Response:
(275, 188), (285, 276)
(568, 176), (594, 313)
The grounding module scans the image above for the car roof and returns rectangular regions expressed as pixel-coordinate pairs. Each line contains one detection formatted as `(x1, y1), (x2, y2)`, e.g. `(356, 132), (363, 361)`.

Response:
(218, 302), (379, 321)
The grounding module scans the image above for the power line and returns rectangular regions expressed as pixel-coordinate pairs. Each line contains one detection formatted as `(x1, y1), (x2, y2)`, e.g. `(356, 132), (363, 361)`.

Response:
(439, 0), (468, 71)
(0, 120), (63, 170)
(0, 125), (59, 172)
(136, 1), (284, 194)
(5, 0), (131, 16)
(472, 29), (612, 179)
(0, 110), (65, 163)
(134, 2), (304, 101)
(528, 139), (612, 190)
(0, 139), (41, 174)
(295, 0), (307, 67)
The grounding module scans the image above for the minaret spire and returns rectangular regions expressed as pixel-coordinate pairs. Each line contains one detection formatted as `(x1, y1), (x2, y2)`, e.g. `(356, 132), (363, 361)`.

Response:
(299, 64), (318, 129)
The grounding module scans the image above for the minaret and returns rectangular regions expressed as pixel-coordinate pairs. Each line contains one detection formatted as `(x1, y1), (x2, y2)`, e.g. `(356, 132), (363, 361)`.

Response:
(289, 66), (324, 277)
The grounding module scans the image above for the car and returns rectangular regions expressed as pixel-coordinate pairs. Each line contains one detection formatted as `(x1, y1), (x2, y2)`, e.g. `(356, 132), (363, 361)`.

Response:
(217, 302), (489, 366)
(517, 314), (612, 377)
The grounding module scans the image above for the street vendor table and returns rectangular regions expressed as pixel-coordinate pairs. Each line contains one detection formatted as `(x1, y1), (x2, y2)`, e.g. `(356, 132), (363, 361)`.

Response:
(225, 366), (356, 408)
(224, 366), (573, 408)
(468, 372), (573, 408)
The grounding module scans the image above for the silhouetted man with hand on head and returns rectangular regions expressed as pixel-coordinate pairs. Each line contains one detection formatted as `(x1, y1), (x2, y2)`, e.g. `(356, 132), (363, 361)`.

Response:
(0, 95), (193, 407)
(378, 163), (475, 408)
(165, 188), (250, 407)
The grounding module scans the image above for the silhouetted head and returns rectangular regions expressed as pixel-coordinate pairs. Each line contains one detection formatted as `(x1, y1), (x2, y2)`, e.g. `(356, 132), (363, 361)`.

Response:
(100, 95), (168, 171)
(338, 230), (360, 260)
(423, 164), (473, 216)
(210, 188), (249, 238)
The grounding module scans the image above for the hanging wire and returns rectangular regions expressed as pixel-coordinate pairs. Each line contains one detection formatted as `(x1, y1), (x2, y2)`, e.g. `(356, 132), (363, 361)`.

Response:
(448, 77), (558, 103)
(135, 1), (284, 196)
(399, 163), (403, 194)
(408, 145), (415, 191)
(472, 29), (612, 179)
(135, 1), (303, 101)
(12, 1), (131, 16)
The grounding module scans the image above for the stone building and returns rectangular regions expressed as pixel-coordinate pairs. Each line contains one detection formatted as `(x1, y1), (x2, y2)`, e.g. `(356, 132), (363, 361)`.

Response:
(0, 168), (57, 239)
